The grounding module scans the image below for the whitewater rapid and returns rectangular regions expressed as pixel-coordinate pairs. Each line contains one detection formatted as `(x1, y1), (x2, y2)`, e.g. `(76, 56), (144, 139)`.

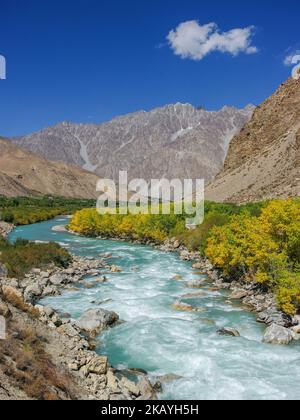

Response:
(9, 217), (300, 400)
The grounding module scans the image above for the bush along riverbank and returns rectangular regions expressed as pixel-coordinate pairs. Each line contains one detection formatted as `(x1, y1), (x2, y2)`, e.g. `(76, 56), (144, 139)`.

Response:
(0, 253), (157, 400)
(68, 198), (300, 345)
(0, 196), (96, 226)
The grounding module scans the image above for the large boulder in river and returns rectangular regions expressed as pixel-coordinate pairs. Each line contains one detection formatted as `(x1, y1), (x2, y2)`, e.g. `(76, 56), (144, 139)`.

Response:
(263, 324), (294, 345)
(171, 301), (203, 313)
(76, 308), (119, 337)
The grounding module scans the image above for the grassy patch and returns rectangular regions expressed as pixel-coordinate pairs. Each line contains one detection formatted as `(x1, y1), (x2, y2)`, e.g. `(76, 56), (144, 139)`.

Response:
(0, 323), (77, 400)
(0, 196), (96, 225)
(0, 238), (71, 279)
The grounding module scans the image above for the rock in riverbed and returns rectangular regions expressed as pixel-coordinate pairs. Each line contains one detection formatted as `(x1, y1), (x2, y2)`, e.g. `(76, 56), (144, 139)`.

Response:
(110, 265), (122, 273)
(186, 279), (206, 289)
(192, 263), (204, 270)
(263, 324), (294, 345)
(172, 301), (203, 313)
(218, 327), (240, 337)
(76, 308), (119, 337)
(49, 274), (68, 286)
(157, 374), (183, 383)
(52, 225), (67, 232)
(257, 309), (290, 327)
(229, 290), (249, 300)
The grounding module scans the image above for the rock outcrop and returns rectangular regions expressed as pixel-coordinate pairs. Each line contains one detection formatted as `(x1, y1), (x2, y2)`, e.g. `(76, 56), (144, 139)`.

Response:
(76, 308), (119, 337)
(0, 254), (157, 401)
(10, 104), (254, 185)
(263, 324), (294, 345)
(207, 77), (300, 203)
(0, 222), (14, 239)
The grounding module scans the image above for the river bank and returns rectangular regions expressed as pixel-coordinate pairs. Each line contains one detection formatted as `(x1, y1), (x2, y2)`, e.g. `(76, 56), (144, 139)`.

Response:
(0, 252), (157, 400)
(3, 217), (300, 400)
(77, 229), (300, 345)
(0, 221), (14, 239)
(159, 238), (300, 344)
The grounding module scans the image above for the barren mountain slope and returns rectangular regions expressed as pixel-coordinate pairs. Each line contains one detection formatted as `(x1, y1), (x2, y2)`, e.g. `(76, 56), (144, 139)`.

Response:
(206, 78), (300, 203)
(0, 138), (99, 198)
(11, 104), (254, 183)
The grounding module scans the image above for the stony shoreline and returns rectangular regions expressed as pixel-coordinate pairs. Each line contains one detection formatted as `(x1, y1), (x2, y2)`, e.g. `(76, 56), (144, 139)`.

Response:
(0, 252), (157, 400)
(0, 221), (14, 239)
(89, 232), (300, 345)
(159, 237), (300, 345)
(1, 222), (299, 399)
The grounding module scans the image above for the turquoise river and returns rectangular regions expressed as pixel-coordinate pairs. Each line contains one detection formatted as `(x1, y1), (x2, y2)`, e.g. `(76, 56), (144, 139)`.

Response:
(9, 217), (300, 400)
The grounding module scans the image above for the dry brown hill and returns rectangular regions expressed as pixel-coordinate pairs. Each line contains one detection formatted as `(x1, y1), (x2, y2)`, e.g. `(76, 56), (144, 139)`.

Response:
(0, 137), (99, 198)
(206, 77), (300, 203)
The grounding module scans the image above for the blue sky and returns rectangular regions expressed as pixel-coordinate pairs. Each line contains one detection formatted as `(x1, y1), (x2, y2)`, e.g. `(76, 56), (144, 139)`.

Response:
(0, 0), (299, 136)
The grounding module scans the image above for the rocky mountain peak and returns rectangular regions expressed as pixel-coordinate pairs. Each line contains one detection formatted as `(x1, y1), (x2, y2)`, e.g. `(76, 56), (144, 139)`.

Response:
(10, 102), (254, 185)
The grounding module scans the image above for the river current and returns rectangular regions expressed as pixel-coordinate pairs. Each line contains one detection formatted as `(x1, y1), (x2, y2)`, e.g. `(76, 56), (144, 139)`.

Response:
(9, 217), (300, 400)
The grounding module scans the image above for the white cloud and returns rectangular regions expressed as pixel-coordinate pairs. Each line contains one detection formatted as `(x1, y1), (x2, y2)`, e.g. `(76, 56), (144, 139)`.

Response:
(284, 51), (300, 66)
(167, 20), (258, 61)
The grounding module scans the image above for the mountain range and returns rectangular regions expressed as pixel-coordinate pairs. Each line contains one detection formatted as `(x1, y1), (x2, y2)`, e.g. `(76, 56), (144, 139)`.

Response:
(1, 77), (299, 203)
(10, 104), (254, 185)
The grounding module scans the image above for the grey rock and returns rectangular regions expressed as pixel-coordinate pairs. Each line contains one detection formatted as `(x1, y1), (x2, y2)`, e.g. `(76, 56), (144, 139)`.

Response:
(76, 308), (119, 336)
(257, 309), (290, 327)
(263, 324), (294, 345)
(42, 285), (59, 297)
(24, 284), (42, 301)
(229, 290), (249, 300)
(65, 268), (75, 275)
(57, 323), (80, 338)
(292, 315), (300, 325)
(11, 105), (253, 188)
(291, 324), (300, 335)
(119, 377), (140, 396)
(186, 279), (205, 289)
(49, 274), (66, 285)
(43, 306), (55, 317)
(218, 327), (240, 337)
(137, 377), (157, 400)
(99, 252), (113, 259)
(87, 356), (108, 375)
(157, 374), (183, 383)
(51, 225), (67, 232)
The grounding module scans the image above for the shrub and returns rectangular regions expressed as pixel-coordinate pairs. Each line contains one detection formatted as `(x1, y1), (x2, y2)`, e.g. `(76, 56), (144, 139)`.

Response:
(206, 199), (300, 314)
(0, 324), (77, 400)
(275, 270), (300, 315)
(177, 213), (230, 253)
(0, 196), (96, 226)
(0, 240), (71, 279)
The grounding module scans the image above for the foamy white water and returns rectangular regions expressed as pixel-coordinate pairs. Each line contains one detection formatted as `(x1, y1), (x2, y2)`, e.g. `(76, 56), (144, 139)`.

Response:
(9, 217), (300, 400)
